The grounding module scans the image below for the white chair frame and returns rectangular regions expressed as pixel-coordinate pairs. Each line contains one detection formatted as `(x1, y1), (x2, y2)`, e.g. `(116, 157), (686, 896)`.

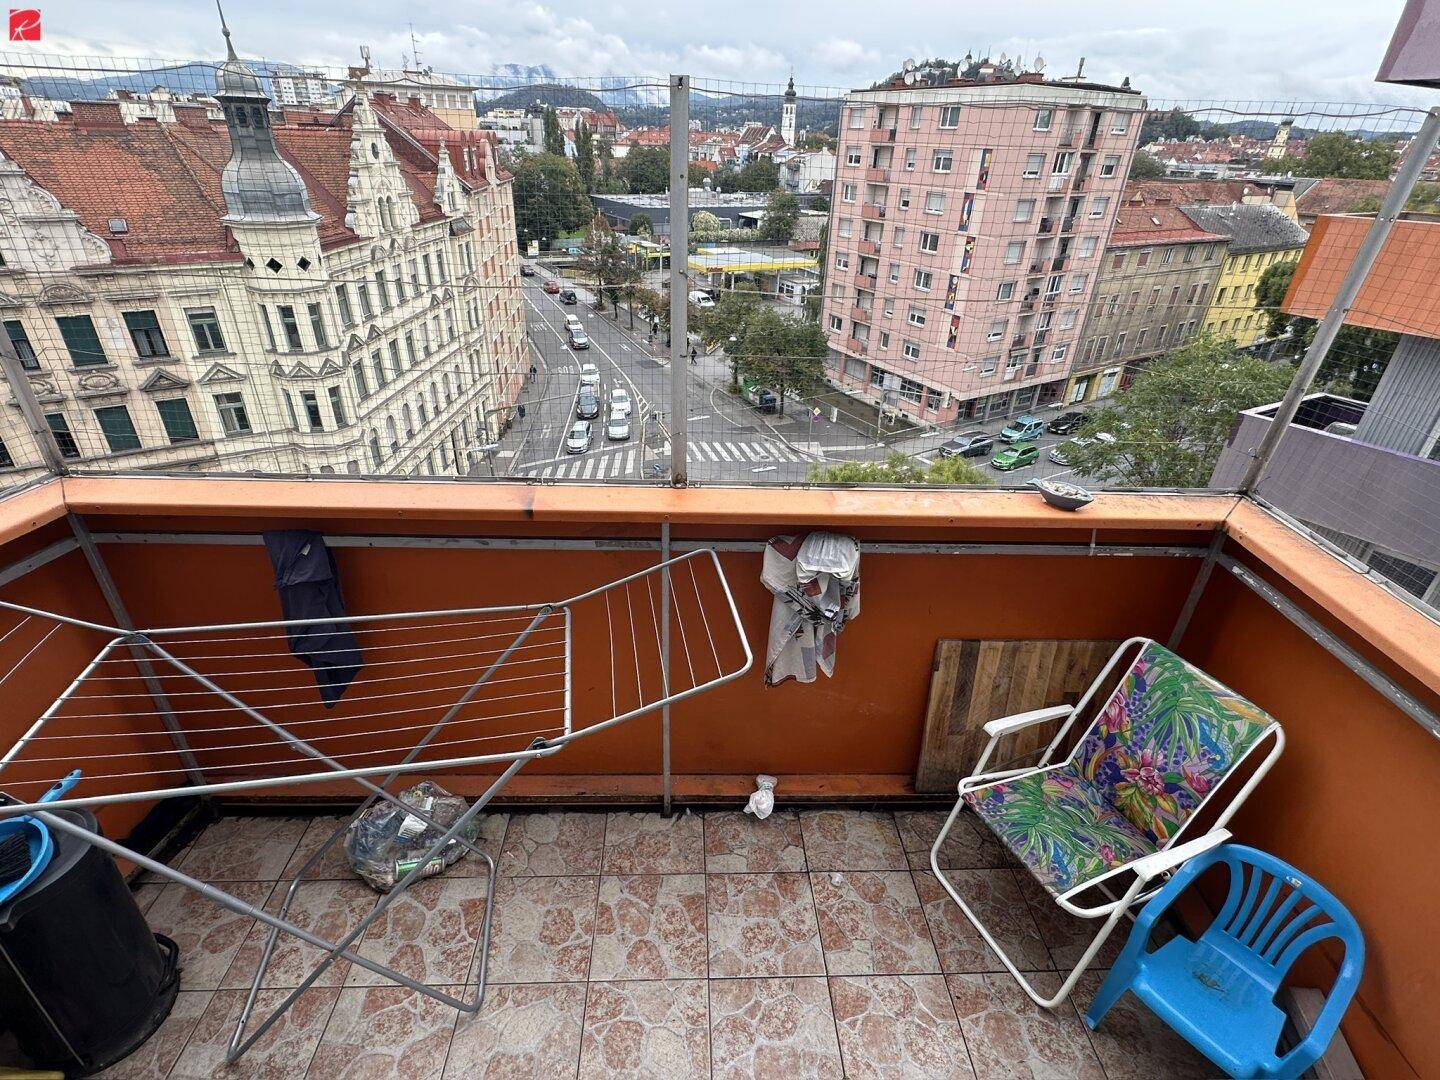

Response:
(929, 636), (1286, 1008)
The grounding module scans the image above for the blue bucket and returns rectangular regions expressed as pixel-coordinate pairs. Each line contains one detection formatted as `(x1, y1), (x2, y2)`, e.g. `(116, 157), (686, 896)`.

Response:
(0, 770), (81, 907)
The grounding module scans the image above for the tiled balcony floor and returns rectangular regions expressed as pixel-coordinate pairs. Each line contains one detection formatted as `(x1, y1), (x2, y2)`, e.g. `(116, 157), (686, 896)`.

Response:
(27, 809), (1215, 1078)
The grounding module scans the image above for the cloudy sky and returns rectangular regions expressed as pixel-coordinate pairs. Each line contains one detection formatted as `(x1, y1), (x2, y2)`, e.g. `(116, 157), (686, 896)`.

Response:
(14, 0), (1431, 107)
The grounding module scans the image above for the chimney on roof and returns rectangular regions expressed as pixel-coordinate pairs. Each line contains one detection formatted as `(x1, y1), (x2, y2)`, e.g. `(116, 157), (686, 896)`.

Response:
(70, 101), (124, 128)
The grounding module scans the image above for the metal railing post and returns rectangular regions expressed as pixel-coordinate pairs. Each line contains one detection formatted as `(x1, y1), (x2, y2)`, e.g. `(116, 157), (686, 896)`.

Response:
(660, 520), (673, 815)
(669, 74), (690, 486)
(1239, 105), (1440, 493)
(0, 334), (67, 476)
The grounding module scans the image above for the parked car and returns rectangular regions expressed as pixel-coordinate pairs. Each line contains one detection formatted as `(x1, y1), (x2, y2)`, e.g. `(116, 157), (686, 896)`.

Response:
(938, 431), (994, 458)
(565, 313), (582, 330)
(559, 289), (578, 305)
(1047, 410), (1086, 435)
(542, 279), (560, 295)
(565, 421), (591, 454)
(520, 264), (537, 277)
(609, 387), (632, 418)
(1048, 431), (1115, 466)
(606, 410), (631, 441)
(1000, 415), (1046, 444)
(992, 443), (1040, 471)
(578, 363), (600, 387)
(568, 327), (590, 350)
(688, 290), (715, 308)
(576, 388), (600, 419)
(742, 384), (778, 413)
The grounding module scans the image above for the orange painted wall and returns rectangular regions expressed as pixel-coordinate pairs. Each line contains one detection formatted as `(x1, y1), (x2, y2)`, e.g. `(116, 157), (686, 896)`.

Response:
(1180, 566), (1440, 1080)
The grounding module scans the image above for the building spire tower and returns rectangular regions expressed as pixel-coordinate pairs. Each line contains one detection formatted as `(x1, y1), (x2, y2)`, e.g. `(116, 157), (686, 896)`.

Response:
(781, 73), (797, 146)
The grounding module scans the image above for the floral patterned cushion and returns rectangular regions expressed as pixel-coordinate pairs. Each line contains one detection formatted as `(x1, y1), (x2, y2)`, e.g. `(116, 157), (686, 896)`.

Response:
(965, 768), (1156, 895)
(1073, 642), (1276, 846)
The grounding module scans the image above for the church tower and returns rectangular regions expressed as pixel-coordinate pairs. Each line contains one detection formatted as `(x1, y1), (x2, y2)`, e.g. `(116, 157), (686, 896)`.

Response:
(781, 75), (797, 146)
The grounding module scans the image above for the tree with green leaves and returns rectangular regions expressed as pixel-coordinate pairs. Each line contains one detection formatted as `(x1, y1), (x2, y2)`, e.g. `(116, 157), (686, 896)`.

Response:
(692, 210), (722, 232)
(1129, 152), (1166, 179)
(760, 190), (801, 242)
(737, 157), (781, 192)
(1261, 132), (1397, 179)
(809, 194), (829, 212)
(597, 136), (615, 186)
(800, 131), (835, 151)
(630, 212), (653, 237)
(618, 147), (669, 194)
(1061, 335), (1295, 487)
(542, 107), (566, 157)
(688, 162), (712, 187)
(804, 221), (828, 323)
(1254, 258), (1397, 398)
(807, 452), (990, 485)
(697, 294), (826, 415)
(510, 153), (592, 249)
(576, 216), (639, 319)
(574, 121), (595, 192)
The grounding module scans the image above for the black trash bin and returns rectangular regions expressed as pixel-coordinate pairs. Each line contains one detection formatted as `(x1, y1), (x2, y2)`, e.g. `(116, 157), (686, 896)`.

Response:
(0, 809), (179, 1077)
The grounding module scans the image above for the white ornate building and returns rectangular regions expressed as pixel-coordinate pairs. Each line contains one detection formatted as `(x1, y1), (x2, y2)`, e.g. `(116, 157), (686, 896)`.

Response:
(0, 30), (526, 483)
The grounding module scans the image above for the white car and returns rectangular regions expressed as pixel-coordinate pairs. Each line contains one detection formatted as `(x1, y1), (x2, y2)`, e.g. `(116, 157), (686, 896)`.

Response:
(609, 387), (632, 418)
(606, 411), (631, 441)
(688, 290), (715, 308)
(1048, 431), (1116, 465)
(565, 421), (591, 454)
(564, 313), (583, 332)
(578, 363), (600, 387)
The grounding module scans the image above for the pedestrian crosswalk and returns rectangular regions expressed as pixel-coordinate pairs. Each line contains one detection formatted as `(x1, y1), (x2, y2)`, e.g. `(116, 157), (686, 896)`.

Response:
(520, 438), (811, 479)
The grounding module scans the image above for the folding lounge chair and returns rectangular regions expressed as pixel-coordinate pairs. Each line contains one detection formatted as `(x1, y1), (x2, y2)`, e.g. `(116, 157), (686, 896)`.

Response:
(930, 637), (1285, 1007)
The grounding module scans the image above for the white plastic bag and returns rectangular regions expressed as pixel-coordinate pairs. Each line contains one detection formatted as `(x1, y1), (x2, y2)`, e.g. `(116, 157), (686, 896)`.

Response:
(744, 774), (777, 820)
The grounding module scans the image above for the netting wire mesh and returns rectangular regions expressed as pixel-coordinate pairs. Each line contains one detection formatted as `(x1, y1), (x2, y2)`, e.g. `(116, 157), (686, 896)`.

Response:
(0, 48), (1434, 609)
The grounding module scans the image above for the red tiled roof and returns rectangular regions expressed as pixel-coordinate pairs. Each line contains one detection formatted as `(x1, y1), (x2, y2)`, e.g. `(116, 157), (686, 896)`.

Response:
(0, 97), (473, 268)
(1295, 178), (1390, 218)
(1107, 202), (1229, 248)
(1125, 178), (1263, 206)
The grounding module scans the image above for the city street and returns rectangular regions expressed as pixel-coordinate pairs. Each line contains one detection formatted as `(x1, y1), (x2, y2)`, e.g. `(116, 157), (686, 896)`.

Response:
(497, 266), (1103, 487)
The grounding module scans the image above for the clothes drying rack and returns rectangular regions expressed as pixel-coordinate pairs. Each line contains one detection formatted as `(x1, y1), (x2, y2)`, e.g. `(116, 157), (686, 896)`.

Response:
(0, 548), (751, 1062)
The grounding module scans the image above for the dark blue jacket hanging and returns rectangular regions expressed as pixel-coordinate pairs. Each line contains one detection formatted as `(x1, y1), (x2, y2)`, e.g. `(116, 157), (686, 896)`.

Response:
(262, 530), (363, 707)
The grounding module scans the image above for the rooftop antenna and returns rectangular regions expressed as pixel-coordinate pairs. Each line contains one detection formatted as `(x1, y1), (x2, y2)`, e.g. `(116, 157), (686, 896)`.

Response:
(408, 23), (422, 70)
(216, 0), (237, 61)
(359, 44), (372, 74)
(1076, 56), (1086, 79)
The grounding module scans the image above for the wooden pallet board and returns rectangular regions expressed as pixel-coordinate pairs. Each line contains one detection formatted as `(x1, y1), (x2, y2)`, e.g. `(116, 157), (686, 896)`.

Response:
(914, 638), (1122, 793)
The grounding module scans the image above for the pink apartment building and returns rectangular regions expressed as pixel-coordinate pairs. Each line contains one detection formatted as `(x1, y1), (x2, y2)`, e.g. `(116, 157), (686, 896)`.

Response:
(822, 63), (1146, 425)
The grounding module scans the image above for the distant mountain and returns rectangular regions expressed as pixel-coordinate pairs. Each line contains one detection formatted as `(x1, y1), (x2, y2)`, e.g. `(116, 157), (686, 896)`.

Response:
(21, 59), (324, 102)
(479, 83), (608, 114)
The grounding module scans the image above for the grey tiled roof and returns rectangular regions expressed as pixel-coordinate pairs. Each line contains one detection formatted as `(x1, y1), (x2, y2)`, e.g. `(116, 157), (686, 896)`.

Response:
(1178, 203), (1309, 255)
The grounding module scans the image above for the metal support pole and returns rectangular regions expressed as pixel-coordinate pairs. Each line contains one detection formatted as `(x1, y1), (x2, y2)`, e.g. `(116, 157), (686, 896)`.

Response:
(1167, 528), (1225, 649)
(0, 333), (66, 476)
(67, 513), (207, 788)
(659, 520), (673, 815)
(1239, 105), (1440, 492)
(669, 74), (690, 486)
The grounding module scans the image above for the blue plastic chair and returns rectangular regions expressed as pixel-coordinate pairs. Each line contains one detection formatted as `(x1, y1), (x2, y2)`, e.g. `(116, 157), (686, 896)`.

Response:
(1085, 844), (1364, 1080)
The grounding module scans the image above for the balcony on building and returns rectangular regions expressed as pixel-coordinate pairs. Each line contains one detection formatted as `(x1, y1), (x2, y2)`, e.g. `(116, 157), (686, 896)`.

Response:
(857, 238), (880, 255)
(850, 303), (872, 324)
(864, 166), (890, 184)
(867, 126), (896, 143)
(1037, 217), (1054, 235)
(0, 474), (1436, 1079)
(861, 202), (887, 221)
(853, 269), (877, 288)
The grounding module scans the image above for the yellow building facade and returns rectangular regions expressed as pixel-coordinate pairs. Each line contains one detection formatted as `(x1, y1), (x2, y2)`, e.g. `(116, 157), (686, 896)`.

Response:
(1179, 203), (1309, 348)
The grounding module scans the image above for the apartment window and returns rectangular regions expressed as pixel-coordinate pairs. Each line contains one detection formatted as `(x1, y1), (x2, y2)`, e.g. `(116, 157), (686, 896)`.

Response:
(907, 307), (925, 327)
(56, 315), (107, 367)
(1112, 332), (1127, 357)
(1033, 107), (1053, 131)
(1059, 308), (1077, 330)
(834, 252), (850, 270)
(1136, 250), (1150, 267)
(1099, 154), (1120, 178)
(913, 269), (933, 291)
(1106, 294), (1119, 316)
(981, 355), (998, 374)
(335, 285), (355, 327)
(829, 314), (844, 332)
(898, 188), (912, 210)
(919, 231), (940, 253)
(1161, 247), (1174, 265)
(1135, 327), (1149, 348)
(408, 259), (420, 290)
(1022, 153), (1043, 178)
(847, 107), (865, 129)
(878, 330), (891, 350)
(1149, 286), (1162, 308)
(1169, 285), (1181, 306)
(352, 360), (369, 400)
(1111, 253), (1126, 271)
(282, 391), (299, 430)
(926, 388), (942, 410)
(357, 281), (374, 318)
(214, 392), (251, 436)
(1204, 244), (1216, 261)
(1127, 290), (1140, 313)
(44, 413), (79, 458)
(1051, 343), (1068, 362)
(1078, 236), (1097, 258)
(1093, 335), (1108, 359)
(4, 320), (38, 370)
(122, 310), (169, 358)
(1088, 196), (1110, 218)
(938, 105), (961, 128)
(1012, 199), (1035, 223)
(1069, 273), (1087, 293)
(1156, 324), (1168, 345)
(389, 341), (403, 379)
(392, 264), (407, 303)
(375, 270), (391, 310)
(892, 227), (906, 249)
(902, 340), (921, 361)
(405, 332), (418, 366)
(841, 182), (857, 203)
(300, 390), (324, 431)
(882, 298), (895, 318)
(845, 145), (861, 166)
(371, 351), (386, 389)
(888, 262), (901, 284)
(924, 191), (945, 214)
(1110, 113), (1129, 134)
(94, 405), (141, 452)
(277, 305), (304, 351)
(931, 149), (953, 173)
(1051, 151), (1074, 175)
(302, 304), (328, 350)
(838, 218), (853, 238)
(422, 254), (434, 284)
(904, 147), (916, 171)
(987, 319), (1006, 342)
(908, 105), (924, 129)
(155, 398), (198, 443)
(1004, 240), (1025, 265)
(996, 281), (1016, 301)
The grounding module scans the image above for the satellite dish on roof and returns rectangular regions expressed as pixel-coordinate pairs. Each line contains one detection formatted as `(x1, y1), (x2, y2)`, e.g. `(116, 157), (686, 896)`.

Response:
(1034, 55), (1046, 73)
(903, 70), (917, 85)
(902, 58), (916, 72)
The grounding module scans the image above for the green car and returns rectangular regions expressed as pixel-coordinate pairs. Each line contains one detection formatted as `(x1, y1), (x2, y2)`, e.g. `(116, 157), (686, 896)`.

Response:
(991, 443), (1040, 471)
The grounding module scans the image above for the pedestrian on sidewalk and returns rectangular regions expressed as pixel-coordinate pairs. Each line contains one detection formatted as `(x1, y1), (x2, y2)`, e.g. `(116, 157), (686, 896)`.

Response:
(690, 346), (698, 365)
